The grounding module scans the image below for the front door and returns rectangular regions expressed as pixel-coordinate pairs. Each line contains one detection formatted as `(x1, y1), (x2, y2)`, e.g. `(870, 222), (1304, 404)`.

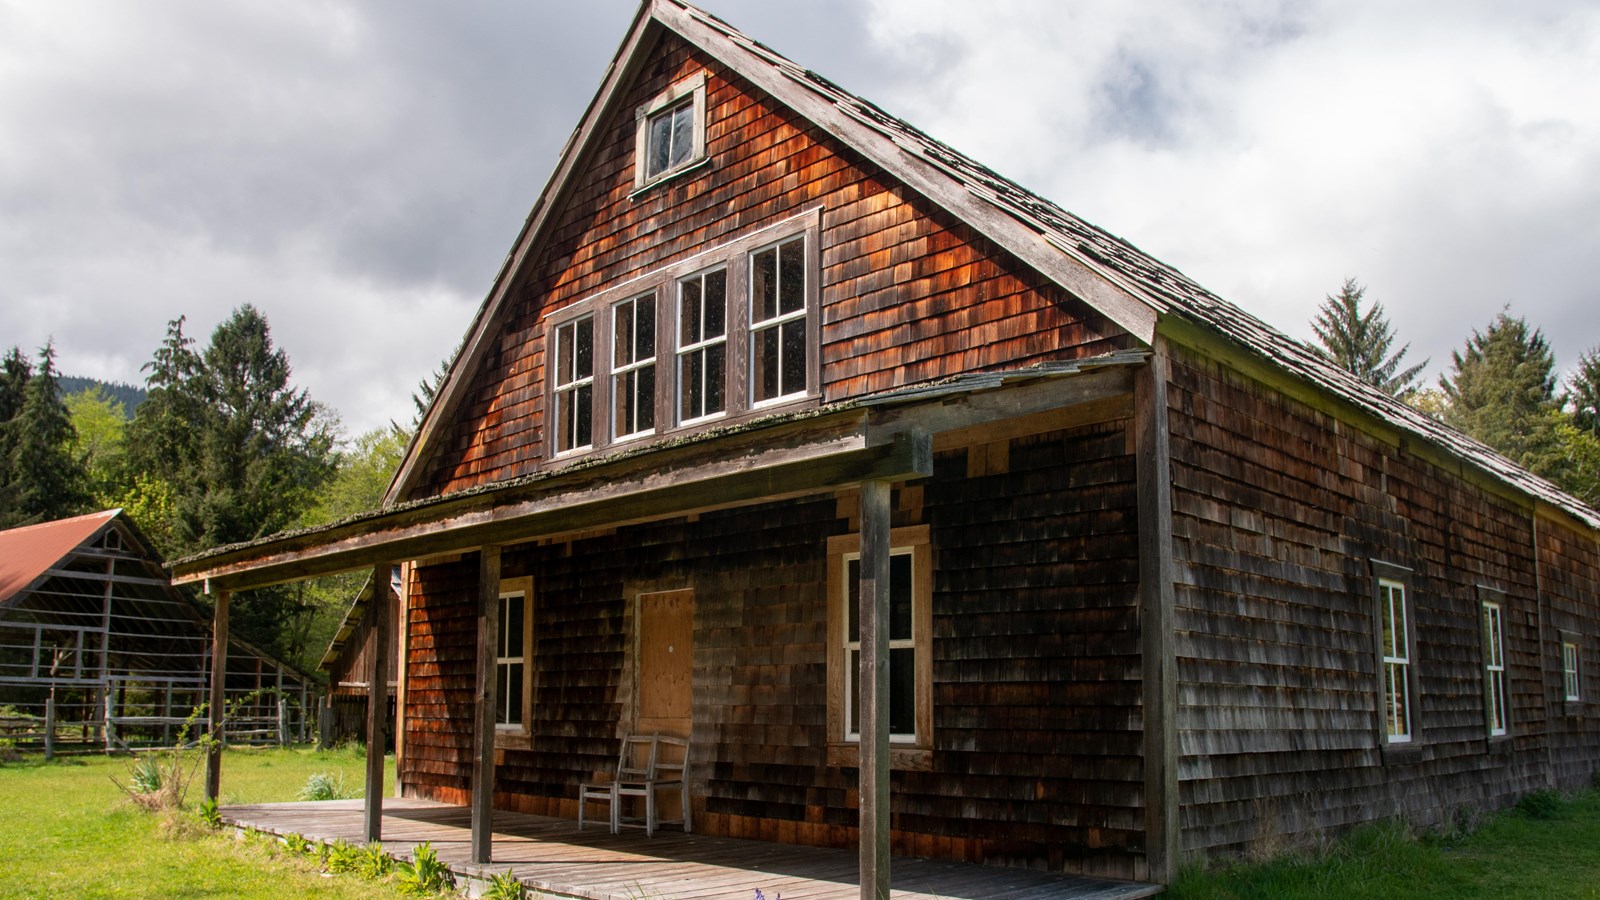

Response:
(636, 589), (693, 739)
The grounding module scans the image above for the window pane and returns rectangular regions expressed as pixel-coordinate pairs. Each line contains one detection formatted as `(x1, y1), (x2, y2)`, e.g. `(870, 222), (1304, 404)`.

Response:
(754, 326), (779, 402)
(779, 237), (805, 314)
(614, 301), (634, 367)
(680, 351), (703, 420)
(781, 318), (806, 396)
(705, 342), (725, 414)
(847, 558), (860, 642)
(504, 662), (524, 726)
(637, 364), (655, 431)
(614, 370), (635, 436)
(680, 278), (702, 344)
(508, 596), (523, 657)
(890, 553), (912, 641)
(648, 112), (672, 176)
(890, 647), (915, 736)
(752, 247), (776, 322)
(705, 270), (726, 337)
(557, 324), (574, 384)
(638, 297), (655, 358)
(575, 317), (593, 379)
(575, 383), (591, 444)
(669, 103), (695, 168)
(847, 648), (860, 735)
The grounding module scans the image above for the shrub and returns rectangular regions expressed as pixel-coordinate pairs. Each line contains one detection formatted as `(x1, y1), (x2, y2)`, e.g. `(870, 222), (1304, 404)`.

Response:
(482, 870), (526, 900)
(396, 841), (455, 895)
(1517, 789), (1563, 820)
(298, 770), (355, 801)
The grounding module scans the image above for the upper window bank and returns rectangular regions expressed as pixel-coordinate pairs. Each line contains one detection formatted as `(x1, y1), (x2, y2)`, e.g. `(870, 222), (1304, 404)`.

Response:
(544, 210), (822, 459)
(634, 73), (708, 191)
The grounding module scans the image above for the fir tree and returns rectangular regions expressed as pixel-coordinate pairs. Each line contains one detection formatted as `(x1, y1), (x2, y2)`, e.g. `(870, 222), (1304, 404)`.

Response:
(1571, 348), (1600, 438)
(0, 346), (32, 512)
(3, 342), (90, 526)
(1440, 310), (1559, 465)
(1310, 278), (1427, 398)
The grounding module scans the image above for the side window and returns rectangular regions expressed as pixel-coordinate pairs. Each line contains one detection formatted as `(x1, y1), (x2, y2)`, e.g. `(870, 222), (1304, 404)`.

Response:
(1378, 578), (1414, 743)
(678, 268), (728, 423)
(553, 315), (594, 455)
(749, 235), (809, 405)
(634, 73), (707, 190)
(496, 588), (527, 729)
(1482, 598), (1509, 737)
(612, 293), (656, 442)
(1562, 635), (1582, 703)
(826, 525), (933, 767)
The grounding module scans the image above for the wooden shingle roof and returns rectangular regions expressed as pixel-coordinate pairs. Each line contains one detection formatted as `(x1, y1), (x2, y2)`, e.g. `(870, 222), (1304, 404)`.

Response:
(385, 0), (1596, 531)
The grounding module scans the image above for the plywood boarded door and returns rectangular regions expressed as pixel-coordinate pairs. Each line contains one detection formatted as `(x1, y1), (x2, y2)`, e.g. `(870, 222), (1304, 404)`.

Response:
(636, 590), (693, 739)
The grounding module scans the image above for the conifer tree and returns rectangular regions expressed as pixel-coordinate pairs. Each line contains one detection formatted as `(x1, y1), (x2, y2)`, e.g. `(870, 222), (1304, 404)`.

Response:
(0, 347), (32, 512)
(1571, 348), (1600, 438)
(1440, 310), (1559, 464)
(2, 342), (89, 526)
(1310, 278), (1427, 397)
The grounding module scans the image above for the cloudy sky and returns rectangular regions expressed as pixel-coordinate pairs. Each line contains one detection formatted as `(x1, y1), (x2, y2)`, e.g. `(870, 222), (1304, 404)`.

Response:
(2, 0), (1596, 437)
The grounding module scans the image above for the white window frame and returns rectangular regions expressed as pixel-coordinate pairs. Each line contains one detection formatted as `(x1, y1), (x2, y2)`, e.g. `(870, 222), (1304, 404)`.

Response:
(1379, 577), (1413, 744)
(633, 72), (708, 192)
(552, 315), (595, 456)
(1563, 639), (1581, 703)
(840, 546), (919, 745)
(610, 292), (657, 443)
(676, 267), (729, 426)
(543, 209), (819, 462)
(1482, 599), (1508, 737)
(496, 586), (529, 731)
(748, 234), (810, 408)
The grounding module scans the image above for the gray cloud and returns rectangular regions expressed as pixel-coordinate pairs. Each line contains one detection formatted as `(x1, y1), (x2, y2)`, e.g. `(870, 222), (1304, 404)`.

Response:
(2, 0), (1595, 441)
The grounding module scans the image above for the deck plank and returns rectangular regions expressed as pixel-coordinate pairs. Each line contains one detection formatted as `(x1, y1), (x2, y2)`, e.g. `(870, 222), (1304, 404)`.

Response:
(222, 799), (1162, 900)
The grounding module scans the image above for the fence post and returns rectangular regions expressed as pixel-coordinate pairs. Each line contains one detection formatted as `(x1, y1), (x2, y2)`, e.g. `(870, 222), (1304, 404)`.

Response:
(44, 694), (56, 761)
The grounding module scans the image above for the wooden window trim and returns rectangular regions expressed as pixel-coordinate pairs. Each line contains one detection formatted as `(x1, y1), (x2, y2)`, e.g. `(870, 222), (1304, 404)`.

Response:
(551, 315), (595, 457)
(1560, 630), (1582, 709)
(632, 72), (708, 193)
(610, 292), (658, 443)
(542, 209), (821, 462)
(825, 524), (933, 771)
(494, 575), (534, 743)
(1370, 560), (1422, 760)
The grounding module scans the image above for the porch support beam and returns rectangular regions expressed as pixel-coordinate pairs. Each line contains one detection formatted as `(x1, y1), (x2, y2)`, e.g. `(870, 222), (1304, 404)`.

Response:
(175, 421), (931, 593)
(205, 588), (229, 802)
(857, 479), (891, 900)
(471, 546), (502, 864)
(1136, 340), (1180, 882)
(364, 563), (391, 843)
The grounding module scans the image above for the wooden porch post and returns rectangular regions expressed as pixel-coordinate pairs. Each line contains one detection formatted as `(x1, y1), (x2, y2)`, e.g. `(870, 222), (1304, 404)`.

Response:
(1136, 340), (1180, 882)
(858, 480), (891, 900)
(205, 589), (230, 802)
(471, 546), (501, 864)
(365, 563), (392, 843)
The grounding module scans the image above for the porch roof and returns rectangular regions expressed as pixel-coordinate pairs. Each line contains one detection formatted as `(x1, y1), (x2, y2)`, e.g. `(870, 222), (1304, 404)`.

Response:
(169, 353), (1144, 593)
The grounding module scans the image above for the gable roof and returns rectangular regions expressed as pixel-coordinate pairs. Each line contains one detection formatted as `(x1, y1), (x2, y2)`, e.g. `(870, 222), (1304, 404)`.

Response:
(389, 0), (1599, 533)
(0, 509), (119, 604)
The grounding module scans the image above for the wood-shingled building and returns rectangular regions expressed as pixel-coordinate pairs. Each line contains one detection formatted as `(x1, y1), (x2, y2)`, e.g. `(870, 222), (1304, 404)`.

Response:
(171, 1), (1600, 889)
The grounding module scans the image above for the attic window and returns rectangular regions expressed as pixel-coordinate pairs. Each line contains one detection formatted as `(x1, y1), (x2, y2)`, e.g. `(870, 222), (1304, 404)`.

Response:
(634, 72), (707, 190)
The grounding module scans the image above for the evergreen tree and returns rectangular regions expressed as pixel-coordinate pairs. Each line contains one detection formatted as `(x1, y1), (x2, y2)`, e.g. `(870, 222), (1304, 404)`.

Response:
(0, 346), (32, 512)
(1311, 278), (1427, 397)
(1440, 310), (1560, 466)
(125, 316), (204, 497)
(1571, 348), (1600, 438)
(3, 342), (90, 526)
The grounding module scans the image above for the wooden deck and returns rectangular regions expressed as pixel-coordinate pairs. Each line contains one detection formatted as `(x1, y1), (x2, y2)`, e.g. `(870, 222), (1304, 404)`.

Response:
(222, 798), (1162, 900)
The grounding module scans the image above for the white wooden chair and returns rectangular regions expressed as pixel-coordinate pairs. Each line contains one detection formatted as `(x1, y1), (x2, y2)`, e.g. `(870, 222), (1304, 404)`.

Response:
(578, 733), (691, 836)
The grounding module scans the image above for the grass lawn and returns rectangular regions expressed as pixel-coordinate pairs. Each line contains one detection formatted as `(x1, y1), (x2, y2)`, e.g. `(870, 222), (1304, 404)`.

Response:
(0, 745), (407, 899)
(1169, 789), (1600, 900)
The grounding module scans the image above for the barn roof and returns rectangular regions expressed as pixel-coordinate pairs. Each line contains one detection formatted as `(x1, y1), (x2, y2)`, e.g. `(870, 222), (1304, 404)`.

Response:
(385, 0), (1598, 532)
(0, 509), (119, 604)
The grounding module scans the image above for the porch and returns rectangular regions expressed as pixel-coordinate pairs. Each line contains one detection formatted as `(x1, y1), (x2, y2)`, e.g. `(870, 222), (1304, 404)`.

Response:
(223, 797), (1162, 900)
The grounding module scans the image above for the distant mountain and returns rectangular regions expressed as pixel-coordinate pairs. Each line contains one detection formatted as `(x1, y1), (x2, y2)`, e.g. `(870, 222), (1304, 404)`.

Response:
(60, 376), (147, 418)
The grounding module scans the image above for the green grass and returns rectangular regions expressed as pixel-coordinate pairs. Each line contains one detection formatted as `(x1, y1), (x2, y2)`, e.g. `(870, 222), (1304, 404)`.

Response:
(1169, 791), (1600, 900)
(0, 746), (405, 899)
